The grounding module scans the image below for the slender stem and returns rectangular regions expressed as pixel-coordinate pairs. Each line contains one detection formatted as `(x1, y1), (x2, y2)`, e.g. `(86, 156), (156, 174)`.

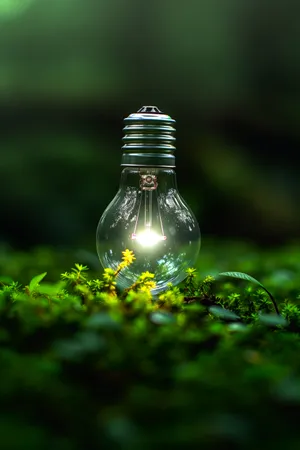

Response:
(264, 288), (280, 315)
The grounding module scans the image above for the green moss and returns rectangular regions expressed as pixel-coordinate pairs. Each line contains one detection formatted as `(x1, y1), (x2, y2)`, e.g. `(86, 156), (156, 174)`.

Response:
(1, 241), (300, 448)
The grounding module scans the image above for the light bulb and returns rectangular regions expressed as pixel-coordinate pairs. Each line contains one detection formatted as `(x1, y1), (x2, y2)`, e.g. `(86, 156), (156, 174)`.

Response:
(96, 106), (201, 294)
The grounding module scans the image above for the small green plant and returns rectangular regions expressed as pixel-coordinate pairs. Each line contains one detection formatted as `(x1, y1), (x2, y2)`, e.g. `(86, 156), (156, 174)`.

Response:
(61, 249), (156, 300)
(281, 300), (300, 325)
(156, 283), (184, 311)
(183, 267), (198, 296)
(61, 263), (89, 285)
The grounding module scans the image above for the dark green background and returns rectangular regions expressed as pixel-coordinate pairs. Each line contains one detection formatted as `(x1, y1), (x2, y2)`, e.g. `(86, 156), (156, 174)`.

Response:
(1, 0), (300, 249)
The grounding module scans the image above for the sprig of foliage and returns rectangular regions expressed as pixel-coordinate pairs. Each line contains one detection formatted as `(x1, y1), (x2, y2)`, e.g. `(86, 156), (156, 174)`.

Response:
(156, 283), (184, 311)
(124, 271), (156, 296)
(281, 300), (300, 325)
(0, 281), (22, 300)
(184, 267), (198, 296)
(61, 263), (89, 285)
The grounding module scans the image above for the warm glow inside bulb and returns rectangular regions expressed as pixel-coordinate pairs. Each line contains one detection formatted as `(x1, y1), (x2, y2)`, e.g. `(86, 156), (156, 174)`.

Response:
(131, 229), (167, 247)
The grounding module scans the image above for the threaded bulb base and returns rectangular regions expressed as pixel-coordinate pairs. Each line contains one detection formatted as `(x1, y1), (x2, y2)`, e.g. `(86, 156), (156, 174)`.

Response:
(121, 106), (176, 167)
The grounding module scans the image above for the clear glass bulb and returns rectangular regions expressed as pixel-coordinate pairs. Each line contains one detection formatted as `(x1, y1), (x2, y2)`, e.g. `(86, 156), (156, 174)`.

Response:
(96, 167), (200, 294)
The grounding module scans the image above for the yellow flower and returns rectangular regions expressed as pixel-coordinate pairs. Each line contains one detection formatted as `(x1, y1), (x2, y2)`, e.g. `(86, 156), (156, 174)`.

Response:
(145, 281), (156, 290)
(139, 271), (155, 281)
(122, 249), (136, 266)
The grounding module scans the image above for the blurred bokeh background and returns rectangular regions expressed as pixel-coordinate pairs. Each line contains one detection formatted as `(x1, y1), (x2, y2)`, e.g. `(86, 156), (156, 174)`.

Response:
(1, 0), (300, 251)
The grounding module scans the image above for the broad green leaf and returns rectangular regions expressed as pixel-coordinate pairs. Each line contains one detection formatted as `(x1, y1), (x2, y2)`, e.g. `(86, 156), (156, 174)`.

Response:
(29, 272), (47, 292)
(209, 306), (240, 321)
(259, 314), (288, 327)
(218, 272), (264, 287)
(149, 311), (176, 325)
(37, 281), (65, 296)
(218, 271), (279, 315)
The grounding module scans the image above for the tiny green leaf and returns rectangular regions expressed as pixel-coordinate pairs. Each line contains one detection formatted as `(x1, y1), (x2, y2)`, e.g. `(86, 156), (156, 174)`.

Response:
(218, 271), (279, 315)
(29, 272), (47, 292)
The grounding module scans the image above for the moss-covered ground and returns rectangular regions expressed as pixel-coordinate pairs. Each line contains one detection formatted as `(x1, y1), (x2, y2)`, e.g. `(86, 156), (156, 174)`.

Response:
(1, 239), (300, 449)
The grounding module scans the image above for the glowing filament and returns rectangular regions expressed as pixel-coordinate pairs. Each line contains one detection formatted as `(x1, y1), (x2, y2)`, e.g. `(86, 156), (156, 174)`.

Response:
(131, 229), (167, 247)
